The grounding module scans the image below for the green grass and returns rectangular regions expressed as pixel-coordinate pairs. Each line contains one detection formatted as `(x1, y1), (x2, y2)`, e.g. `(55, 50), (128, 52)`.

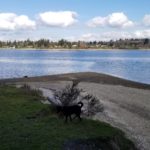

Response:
(0, 85), (136, 150)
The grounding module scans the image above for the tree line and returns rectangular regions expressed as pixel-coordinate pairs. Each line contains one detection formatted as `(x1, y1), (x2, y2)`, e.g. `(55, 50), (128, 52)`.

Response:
(0, 38), (150, 49)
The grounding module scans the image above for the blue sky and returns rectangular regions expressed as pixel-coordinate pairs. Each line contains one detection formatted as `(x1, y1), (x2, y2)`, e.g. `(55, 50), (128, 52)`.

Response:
(0, 0), (150, 41)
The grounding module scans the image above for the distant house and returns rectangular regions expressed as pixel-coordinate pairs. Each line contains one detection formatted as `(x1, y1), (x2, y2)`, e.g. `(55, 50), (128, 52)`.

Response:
(72, 44), (78, 48)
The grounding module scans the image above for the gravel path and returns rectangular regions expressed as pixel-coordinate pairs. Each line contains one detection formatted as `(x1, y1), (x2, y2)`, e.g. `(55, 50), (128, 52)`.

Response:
(79, 82), (150, 150)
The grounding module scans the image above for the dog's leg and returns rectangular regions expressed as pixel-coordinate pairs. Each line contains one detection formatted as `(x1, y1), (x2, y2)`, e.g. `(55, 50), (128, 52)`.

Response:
(72, 114), (82, 122)
(72, 115), (77, 120)
(77, 114), (82, 121)
(65, 115), (69, 123)
(69, 115), (72, 122)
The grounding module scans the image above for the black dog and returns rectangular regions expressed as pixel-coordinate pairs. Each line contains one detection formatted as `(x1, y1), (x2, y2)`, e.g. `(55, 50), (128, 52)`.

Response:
(56, 102), (83, 122)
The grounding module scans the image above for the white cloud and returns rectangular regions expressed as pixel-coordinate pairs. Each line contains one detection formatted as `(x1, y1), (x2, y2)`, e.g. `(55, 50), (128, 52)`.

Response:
(0, 13), (16, 30)
(14, 15), (36, 30)
(87, 17), (106, 27)
(1, 11), (150, 41)
(80, 33), (98, 41)
(87, 12), (134, 28)
(1, 29), (150, 42)
(143, 15), (150, 26)
(0, 13), (36, 31)
(100, 31), (133, 41)
(79, 32), (133, 41)
(79, 30), (150, 41)
(134, 30), (150, 38)
(38, 11), (78, 27)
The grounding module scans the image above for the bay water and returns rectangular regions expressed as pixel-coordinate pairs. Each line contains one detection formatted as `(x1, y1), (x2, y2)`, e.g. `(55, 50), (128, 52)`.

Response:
(0, 49), (150, 84)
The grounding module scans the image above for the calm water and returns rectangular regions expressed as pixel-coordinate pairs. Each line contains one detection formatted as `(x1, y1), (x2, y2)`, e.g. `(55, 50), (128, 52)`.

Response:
(0, 49), (150, 84)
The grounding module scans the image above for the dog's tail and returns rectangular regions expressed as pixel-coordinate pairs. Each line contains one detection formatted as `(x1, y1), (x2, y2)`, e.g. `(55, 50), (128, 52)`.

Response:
(78, 101), (83, 108)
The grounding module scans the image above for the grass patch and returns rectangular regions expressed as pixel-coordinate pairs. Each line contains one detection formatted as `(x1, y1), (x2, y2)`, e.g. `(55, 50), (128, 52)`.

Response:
(0, 85), (137, 150)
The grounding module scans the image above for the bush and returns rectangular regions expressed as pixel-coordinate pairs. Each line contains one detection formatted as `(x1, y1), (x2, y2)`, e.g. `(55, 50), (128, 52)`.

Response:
(83, 94), (104, 116)
(51, 81), (104, 116)
(53, 81), (82, 106)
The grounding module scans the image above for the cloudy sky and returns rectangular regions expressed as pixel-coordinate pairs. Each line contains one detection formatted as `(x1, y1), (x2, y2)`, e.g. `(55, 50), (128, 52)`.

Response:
(0, 0), (150, 41)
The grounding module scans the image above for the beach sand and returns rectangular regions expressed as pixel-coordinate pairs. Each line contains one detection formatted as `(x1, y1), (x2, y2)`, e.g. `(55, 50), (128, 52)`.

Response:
(1, 72), (150, 150)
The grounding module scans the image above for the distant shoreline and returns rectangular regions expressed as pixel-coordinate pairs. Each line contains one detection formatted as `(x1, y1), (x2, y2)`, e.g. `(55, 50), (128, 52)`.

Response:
(0, 48), (150, 51)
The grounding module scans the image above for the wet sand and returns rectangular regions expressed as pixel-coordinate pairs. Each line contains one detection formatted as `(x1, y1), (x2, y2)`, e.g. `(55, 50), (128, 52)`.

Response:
(1, 72), (150, 150)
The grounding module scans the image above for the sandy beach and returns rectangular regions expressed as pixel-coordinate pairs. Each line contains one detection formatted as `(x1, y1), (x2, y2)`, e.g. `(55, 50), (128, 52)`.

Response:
(1, 72), (150, 150)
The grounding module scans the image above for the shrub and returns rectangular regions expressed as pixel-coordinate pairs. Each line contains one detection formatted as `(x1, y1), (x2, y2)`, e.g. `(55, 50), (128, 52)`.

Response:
(83, 94), (104, 116)
(51, 81), (104, 116)
(53, 81), (82, 106)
